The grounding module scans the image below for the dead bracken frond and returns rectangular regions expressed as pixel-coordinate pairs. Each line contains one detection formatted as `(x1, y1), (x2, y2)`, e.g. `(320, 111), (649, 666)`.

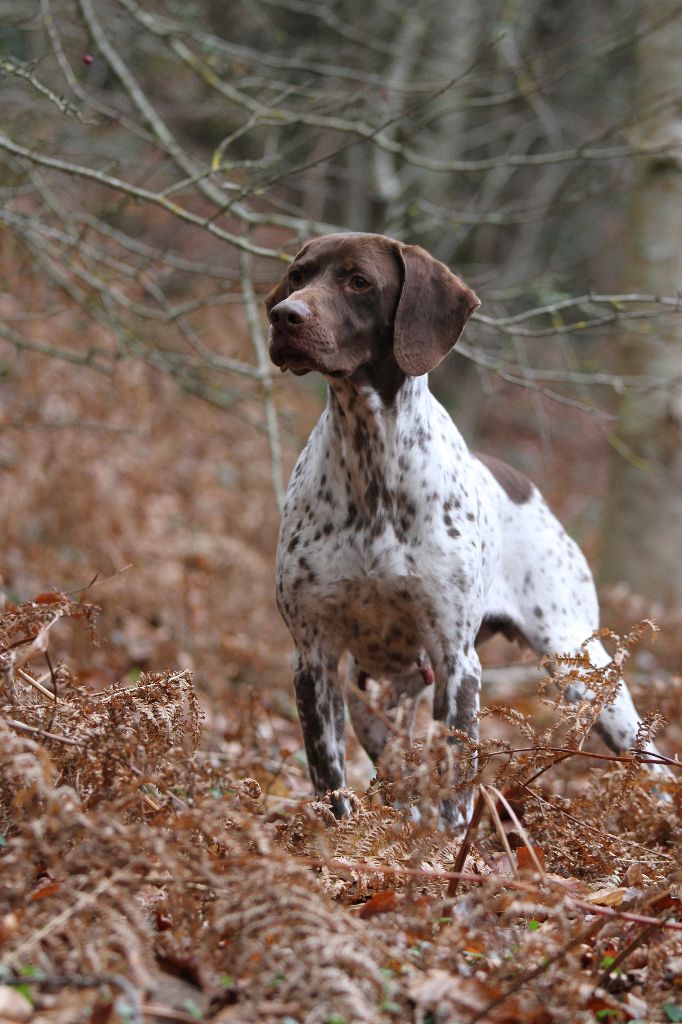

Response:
(1, 599), (682, 1022)
(538, 623), (662, 751)
(204, 859), (393, 1023)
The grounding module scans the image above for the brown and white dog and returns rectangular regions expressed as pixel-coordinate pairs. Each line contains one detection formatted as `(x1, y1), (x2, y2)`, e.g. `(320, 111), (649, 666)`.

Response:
(266, 232), (665, 827)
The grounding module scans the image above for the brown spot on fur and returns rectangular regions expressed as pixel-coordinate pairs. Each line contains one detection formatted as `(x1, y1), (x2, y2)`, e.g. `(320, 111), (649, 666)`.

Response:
(475, 452), (533, 505)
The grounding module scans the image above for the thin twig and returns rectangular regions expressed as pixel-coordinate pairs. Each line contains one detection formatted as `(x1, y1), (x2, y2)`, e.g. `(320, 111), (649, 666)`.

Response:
(0, 131), (285, 261)
(240, 251), (285, 510)
(17, 668), (58, 702)
(486, 782), (545, 876)
(479, 785), (518, 877)
(447, 787), (486, 898)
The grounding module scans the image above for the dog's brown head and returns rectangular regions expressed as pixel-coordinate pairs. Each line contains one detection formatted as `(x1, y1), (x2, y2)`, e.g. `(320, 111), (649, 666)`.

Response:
(265, 232), (479, 384)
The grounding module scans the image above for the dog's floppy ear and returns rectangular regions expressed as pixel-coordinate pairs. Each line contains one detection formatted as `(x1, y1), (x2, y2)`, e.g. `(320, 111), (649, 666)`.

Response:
(393, 244), (480, 377)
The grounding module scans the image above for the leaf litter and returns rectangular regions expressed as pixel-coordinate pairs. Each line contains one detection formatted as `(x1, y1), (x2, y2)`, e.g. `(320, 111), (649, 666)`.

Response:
(1, 593), (682, 1024)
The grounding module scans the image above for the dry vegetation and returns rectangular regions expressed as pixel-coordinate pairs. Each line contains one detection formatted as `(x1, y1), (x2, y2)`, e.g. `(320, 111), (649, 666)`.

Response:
(2, 2), (682, 1019)
(1, 306), (682, 1024)
(2, 591), (682, 1024)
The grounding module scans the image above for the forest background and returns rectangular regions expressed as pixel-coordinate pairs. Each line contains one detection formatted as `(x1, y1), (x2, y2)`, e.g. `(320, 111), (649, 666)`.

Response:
(2, 2), (682, 1023)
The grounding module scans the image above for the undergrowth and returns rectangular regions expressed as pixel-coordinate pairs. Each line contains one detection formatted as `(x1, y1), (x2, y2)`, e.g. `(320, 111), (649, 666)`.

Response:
(1, 593), (682, 1024)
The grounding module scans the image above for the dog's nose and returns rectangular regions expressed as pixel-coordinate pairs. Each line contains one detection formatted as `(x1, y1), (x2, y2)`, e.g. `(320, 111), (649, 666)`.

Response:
(269, 298), (310, 328)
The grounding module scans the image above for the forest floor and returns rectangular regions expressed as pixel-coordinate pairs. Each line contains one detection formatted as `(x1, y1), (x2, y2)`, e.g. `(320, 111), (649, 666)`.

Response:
(2, 313), (682, 1024)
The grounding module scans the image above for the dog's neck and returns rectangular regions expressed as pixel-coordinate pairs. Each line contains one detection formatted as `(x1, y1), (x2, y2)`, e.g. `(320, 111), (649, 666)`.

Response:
(325, 370), (434, 517)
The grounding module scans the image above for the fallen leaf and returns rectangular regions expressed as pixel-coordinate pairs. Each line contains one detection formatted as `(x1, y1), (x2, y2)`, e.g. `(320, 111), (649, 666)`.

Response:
(406, 969), (496, 1012)
(89, 993), (114, 1024)
(356, 890), (398, 918)
(583, 887), (627, 907)
(516, 845), (545, 872)
(651, 895), (680, 912)
(487, 851), (515, 876)
(33, 591), (64, 605)
(29, 881), (61, 902)
(623, 862), (644, 887)
(544, 873), (590, 895)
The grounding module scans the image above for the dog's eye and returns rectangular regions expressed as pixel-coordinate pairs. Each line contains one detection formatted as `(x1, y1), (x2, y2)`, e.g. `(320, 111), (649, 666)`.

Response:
(349, 274), (370, 290)
(289, 269), (304, 287)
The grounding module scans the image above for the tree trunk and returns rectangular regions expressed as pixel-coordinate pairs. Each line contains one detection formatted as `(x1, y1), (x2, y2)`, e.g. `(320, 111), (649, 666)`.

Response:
(599, 1), (682, 607)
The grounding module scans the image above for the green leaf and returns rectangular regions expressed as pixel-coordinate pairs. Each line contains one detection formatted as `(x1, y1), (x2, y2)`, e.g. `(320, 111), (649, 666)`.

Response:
(219, 974), (235, 988)
(527, 919), (541, 931)
(664, 1005), (682, 1023)
(15, 985), (35, 1006)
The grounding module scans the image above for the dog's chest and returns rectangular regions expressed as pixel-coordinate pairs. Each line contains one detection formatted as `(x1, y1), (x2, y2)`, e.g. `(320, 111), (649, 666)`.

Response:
(276, 411), (484, 667)
(278, 530), (452, 672)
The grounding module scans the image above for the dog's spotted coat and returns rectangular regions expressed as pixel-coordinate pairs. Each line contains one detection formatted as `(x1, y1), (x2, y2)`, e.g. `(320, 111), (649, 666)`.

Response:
(266, 232), (664, 827)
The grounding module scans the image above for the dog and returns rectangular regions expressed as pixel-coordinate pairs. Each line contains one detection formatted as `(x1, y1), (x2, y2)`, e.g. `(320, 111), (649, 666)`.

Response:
(266, 231), (665, 827)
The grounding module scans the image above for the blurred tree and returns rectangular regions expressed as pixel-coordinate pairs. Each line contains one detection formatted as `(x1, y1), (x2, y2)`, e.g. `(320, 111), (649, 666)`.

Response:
(600, 0), (682, 607)
(0, 0), (680, 598)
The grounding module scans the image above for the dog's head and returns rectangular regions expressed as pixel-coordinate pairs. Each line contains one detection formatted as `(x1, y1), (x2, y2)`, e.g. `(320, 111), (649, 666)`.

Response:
(265, 232), (479, 382)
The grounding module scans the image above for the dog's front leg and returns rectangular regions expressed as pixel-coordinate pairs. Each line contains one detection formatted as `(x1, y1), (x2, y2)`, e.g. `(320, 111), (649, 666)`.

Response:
(292, 648), (350, 818)
(433, 650), (481, 830)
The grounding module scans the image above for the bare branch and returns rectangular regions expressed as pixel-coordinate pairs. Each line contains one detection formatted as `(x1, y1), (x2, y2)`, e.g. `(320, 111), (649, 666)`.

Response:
(0, 131), (286, 259)
(0, 55), (85, 120)
(240, 252), (285, 509)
